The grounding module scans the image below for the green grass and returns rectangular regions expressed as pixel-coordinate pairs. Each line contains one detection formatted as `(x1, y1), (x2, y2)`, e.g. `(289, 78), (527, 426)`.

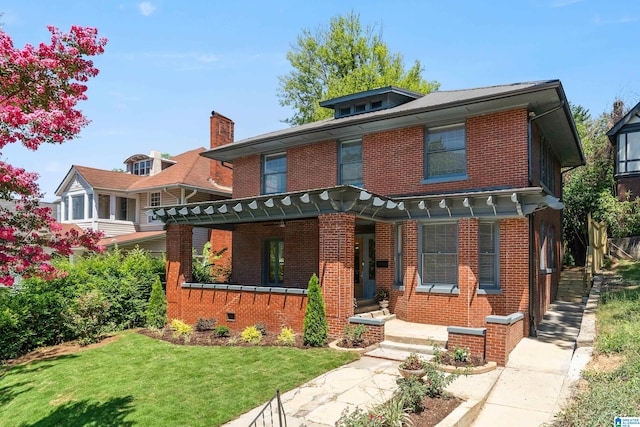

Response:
(554, 261), (640, 426)
(0, 331), (358, 426)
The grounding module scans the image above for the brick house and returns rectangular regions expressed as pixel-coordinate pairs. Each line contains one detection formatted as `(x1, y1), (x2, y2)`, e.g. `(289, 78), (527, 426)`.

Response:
(54, 113), (233, 257)
(608, 100), (640, 200)
(157, 81), (583, 365)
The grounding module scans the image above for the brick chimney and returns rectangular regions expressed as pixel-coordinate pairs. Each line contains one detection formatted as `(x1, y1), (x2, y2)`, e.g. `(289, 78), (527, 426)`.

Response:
(613, 100), (624, 124)
(209, 111), (234, 188)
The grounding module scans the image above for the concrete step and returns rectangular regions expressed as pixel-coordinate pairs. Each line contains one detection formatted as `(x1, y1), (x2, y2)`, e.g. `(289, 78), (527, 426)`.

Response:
(548, 300), (585, 313)
(365, 344), (437, 362)
(353, 308), (396, 321)
(354, 301), (379, 314)
(542, 310), (584, 324)
(383, 332), (447, 348)
(537, 322), (581, 336)
(379, 340), (443, 355)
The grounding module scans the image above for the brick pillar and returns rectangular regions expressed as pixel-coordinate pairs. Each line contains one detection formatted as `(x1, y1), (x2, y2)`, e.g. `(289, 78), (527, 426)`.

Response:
(318, 212), (355, 337)
(209, 229), (232, 281)
(166, 224), (193, 320)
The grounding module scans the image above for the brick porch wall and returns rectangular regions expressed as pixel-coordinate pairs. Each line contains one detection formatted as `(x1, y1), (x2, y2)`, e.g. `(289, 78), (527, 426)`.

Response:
(166, 224), (193, 320)
(485, 314), (525, 366)
(447, 331), (486, 361)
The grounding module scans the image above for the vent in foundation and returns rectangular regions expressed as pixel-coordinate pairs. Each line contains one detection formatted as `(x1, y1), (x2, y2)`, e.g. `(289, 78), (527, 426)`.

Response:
(226, 312), (236, 322)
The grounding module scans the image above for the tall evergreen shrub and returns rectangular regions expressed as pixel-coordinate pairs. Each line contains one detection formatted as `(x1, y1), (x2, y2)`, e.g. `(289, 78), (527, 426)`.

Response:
(303, 273), (328, 347)
(146, 276), (167, 329)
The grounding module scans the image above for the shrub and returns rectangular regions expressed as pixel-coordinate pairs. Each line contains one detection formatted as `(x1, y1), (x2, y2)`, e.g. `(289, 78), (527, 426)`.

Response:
(212, 325), (230, 338)
(343, 324), (366, 346)
(192, 243), (230, 283)
(452, 346), (469, 363)
(277, 326), (296, 346)
(303, 273), (328, 347)
(195, 317), (217, 332)
(145, 276), (167, 329)
(396, 376), (427, 413)
(422, 362), (460, 398)
(241, 325), (263, 344)
(399, 353), (427, 370)
(170, 319), (193, 343)
(64, 290), (111, 346)
(335, 406), (384, 427)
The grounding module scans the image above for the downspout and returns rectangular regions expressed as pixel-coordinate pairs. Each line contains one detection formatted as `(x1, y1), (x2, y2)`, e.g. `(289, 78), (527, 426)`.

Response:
(183, 189), (198, 204)
(163, 187), (179, 204)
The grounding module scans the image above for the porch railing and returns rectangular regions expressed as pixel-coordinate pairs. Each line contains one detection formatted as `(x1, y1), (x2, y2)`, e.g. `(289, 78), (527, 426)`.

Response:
(248, 389), (287, 427)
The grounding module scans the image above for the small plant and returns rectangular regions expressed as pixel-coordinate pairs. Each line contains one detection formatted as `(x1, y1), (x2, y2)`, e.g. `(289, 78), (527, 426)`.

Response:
(422, 362), (460, 398)
(195, 317), (217, 332)
(432, 341), (443, 364)
(335, 406), (384, 427)
(399, 353), (428, 371)
(342, 324), (366, 347)
(170, 319), (193, 343)
(396, 376), (427, 413)
(452, 346), (469, 363)
(371, 397), (412, 426)
(255, 322), (267, 336)
(241, 325), (263, 344)
(277, 326), (296, 346)
(226, 335), (239, 346)
(212, 325), (230, 338)
(374, 288), (389, 302)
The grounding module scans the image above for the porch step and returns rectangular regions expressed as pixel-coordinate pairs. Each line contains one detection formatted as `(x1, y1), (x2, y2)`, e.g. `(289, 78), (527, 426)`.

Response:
(354, 299), (380, 314)
(365, 345), (436, 362)
(353, 308), (396, 321)
(536, 300), (585, 343)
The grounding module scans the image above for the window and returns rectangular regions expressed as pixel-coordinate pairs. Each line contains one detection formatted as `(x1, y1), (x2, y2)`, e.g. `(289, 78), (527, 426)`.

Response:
(71, 195), (84, 220)
(339, 139), (362, 186)
(116, 197), (136, 221)
(617, 131), (640, 175)
(371, 100), (383, 110)
(540, 140), (556, 192)
(264, 239), (284, 286)
(425, 125), (466, 180)
(479, 222), (499, 291)
(148, 192), (161, 223)
(395, 224), (403, 286)
(133, 159), (151, 176)
(63, 198), (69, 221)
(263, 153), (286, 194)
(87, 194), (93, 219)
(98, 194), (110, 219)
(355, 104), (366, 113)
(540, 224), (556, 273)
(421, 222), (458, 288)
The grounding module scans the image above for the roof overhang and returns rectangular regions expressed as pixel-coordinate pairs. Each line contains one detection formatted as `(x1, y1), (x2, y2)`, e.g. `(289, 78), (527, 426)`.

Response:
(151, 185), (562, 228)
(202, 80), (583, 168)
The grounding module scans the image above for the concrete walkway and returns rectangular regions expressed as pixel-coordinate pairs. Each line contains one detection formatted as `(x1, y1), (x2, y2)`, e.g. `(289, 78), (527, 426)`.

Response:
(471, 276), (600, 427)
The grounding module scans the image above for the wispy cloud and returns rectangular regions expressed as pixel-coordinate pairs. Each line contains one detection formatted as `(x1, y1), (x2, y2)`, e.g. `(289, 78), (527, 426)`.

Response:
(550, 0), (583, 7)
(138, 1), (156, 16)
(593, 14), (638, 25)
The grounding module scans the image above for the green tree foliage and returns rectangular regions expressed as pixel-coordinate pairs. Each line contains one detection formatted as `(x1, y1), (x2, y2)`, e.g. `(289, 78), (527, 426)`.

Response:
(278, 12), (440, 125)
(303, 273), (329, 347)
(146, 276), (167, 329)
(563, 103), (640, 264)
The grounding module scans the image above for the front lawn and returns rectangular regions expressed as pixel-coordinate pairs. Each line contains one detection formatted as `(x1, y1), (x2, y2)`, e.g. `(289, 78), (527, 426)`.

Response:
(0, 331), (358, 426)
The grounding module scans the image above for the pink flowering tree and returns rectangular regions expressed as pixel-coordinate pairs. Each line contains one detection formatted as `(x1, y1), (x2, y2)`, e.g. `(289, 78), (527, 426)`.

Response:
(0, 26), (108, 286)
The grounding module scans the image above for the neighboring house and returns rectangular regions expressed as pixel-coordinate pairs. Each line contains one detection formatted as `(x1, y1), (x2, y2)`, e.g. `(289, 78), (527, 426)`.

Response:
(157, 81), (583, 365)
(55, 113), (234, 256)
(607, 100), (640, 200)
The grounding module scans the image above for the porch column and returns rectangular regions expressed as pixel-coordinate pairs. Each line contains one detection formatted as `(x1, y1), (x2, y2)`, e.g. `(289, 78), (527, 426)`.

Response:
(166, 223), (193, 321)
(318, 212), (355, 337)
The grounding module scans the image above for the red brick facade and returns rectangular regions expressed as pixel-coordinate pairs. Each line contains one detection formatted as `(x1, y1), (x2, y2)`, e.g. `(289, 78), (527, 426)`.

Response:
(166, 104), (567, 363)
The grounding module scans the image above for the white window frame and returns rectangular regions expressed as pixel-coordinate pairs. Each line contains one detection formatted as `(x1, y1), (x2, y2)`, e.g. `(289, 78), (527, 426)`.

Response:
(418, 221), (459, 294)
(617, 130), (640, 176)
(478, 221), (500, 294)
(262, 153), (287, 195)
(148, 191), (161, 223)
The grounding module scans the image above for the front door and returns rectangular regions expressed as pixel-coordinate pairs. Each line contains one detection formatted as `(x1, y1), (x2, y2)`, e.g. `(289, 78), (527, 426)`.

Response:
(354, 234), (375, 300)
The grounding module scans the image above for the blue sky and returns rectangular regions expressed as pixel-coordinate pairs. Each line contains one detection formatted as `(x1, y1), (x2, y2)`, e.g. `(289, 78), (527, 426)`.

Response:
(2, 0), (639, 201)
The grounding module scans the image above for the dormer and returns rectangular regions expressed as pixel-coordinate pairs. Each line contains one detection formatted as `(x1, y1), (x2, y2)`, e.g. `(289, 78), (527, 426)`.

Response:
(319, 86), (424, 119)
(123, 151), (176, 176)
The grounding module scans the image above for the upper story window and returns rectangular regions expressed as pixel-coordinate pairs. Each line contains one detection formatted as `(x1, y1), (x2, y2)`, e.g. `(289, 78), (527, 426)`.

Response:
(617, 130), (640, 175)
(133, 159), (152, 176)
(148, 192), (161, 223)
(540, 140), (556, 192)
(424, 124), (466, 181)
(339, 139), (362, 186)
(263, 153), (286, 194)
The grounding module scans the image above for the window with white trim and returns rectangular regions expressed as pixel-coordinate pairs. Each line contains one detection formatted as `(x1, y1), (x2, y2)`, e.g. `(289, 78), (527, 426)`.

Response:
(87, 194), (93, 219)
(133, 159), (152, 176)
(148, 192), (161, 223)
(425, 125), (466, 180)
(617, 130), (640, 175)
(339, 139), (362, 186)
(421, 222), (458, 287)
(478, 222), (499, 291)
(98, 194), (110, 219)
(116, 197), (136, 221)
(71, 195), (85, 220)
(262, 153), (286, 194)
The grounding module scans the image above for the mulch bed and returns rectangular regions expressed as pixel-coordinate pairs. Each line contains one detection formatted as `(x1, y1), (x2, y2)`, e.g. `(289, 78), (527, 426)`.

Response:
(407, 396), (463, 426)
(438, 351), (486, 368)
